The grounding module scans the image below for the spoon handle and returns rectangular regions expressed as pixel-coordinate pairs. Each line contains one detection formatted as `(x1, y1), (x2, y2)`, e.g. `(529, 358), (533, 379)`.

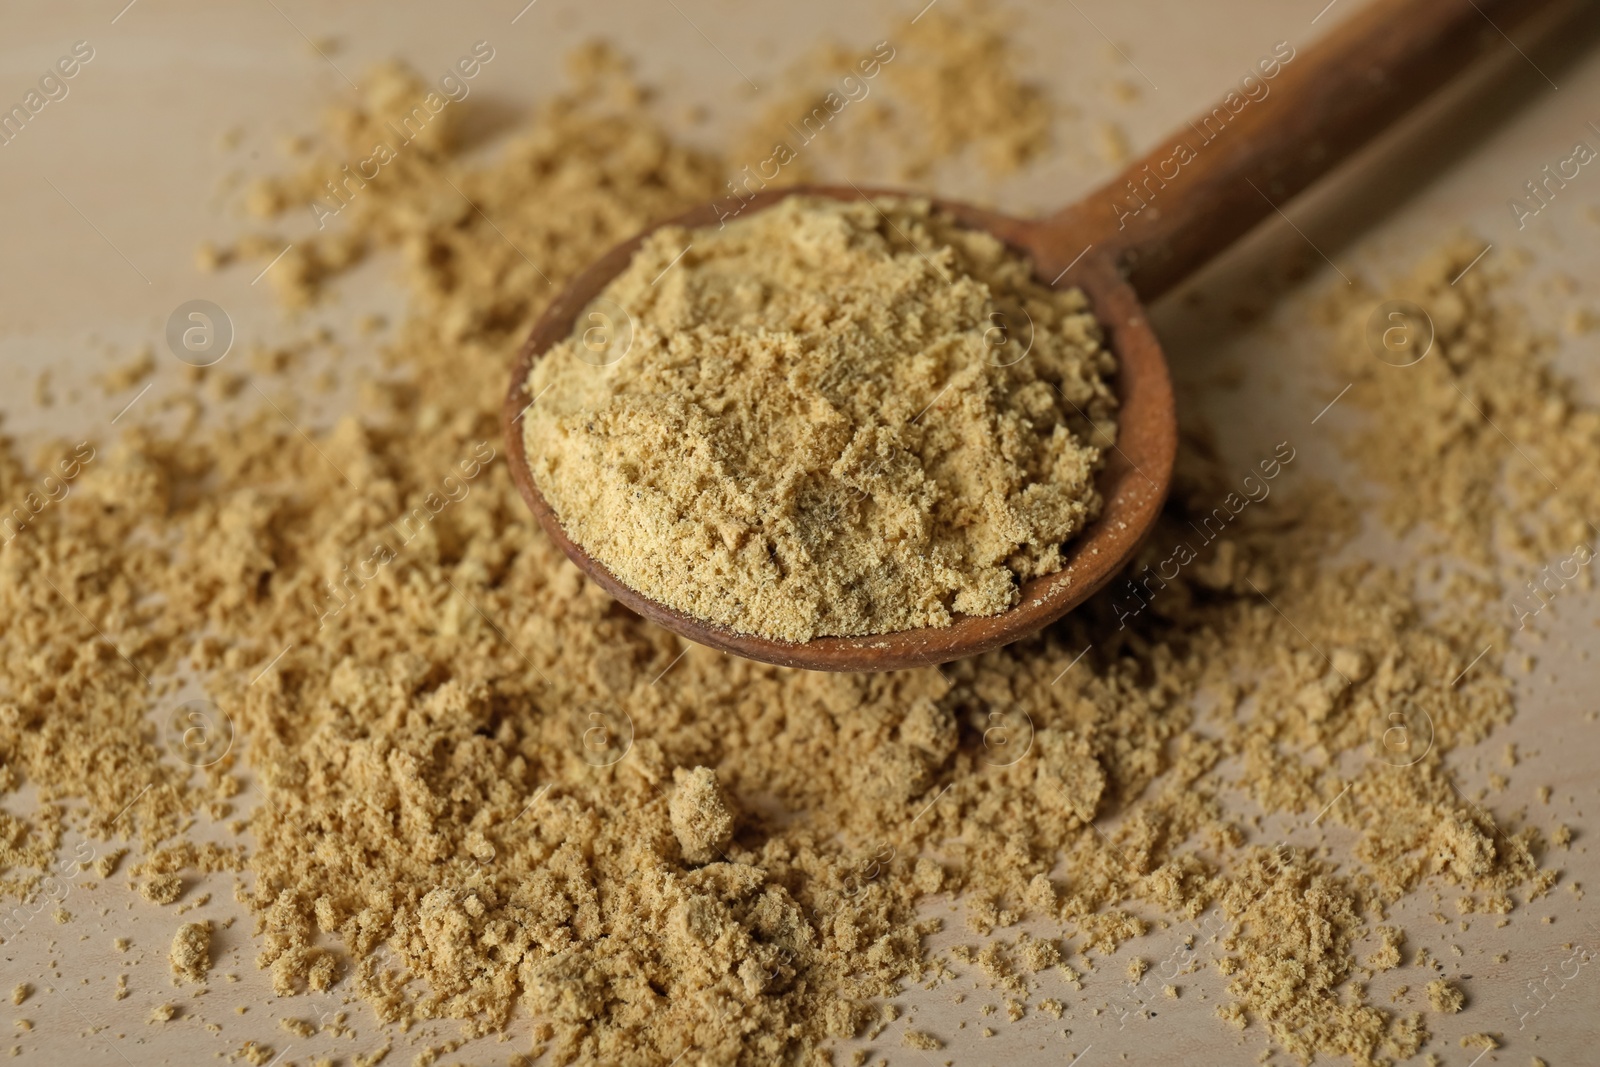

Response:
(1040, 0), (1583, 299)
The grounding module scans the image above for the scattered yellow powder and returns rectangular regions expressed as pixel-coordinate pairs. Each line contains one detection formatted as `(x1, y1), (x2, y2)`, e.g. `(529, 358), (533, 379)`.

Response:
(0, 23), (1578, 1067)
(1213, 848), (1425, 1062)
(353, 1044), (391, 1067)
(238, 1041), (277, 1066)
(139, 875), (184, 905)
(148, 1003), (178, 1024)
(732, 0), (1052, 185)
(874, 1), (1052, 178)
(1366, 927), (1404, 971)
(522, 194), (1115, 641)
(98, 348), (155, 394)
(95, 850), (127, 879)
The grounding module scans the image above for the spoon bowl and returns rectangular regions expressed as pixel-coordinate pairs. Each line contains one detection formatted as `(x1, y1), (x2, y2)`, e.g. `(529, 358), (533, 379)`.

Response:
(504, 0), (1574, 672)
(503, 185), (1175, 671)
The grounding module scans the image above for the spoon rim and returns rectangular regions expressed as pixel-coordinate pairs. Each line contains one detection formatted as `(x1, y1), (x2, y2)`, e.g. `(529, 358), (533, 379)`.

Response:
(502, 184), (1175, 672)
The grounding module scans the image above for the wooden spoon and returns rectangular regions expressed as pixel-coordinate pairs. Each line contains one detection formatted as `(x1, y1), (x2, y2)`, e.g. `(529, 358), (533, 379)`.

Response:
(505, 0), (1571, 672)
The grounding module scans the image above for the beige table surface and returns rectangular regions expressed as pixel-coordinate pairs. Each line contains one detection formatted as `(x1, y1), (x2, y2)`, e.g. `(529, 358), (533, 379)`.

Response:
(1, 0), (1597, 1064)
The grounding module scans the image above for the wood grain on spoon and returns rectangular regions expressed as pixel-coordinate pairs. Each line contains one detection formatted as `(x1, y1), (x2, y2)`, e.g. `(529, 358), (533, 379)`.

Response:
(505, 0), (1577, 672)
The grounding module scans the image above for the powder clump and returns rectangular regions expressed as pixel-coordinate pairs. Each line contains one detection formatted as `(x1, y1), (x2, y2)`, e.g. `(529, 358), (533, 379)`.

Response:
(523, 194), (1116, 641)
(140, 874), (184, 905)
(668, 765), (736, 865)
(170, 921), (212, 984)
(1426, 978), (1465, 1014)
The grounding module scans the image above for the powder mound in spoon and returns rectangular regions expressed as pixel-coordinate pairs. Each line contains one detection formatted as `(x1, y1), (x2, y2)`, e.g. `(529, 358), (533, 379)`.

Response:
(522, 194), (1118, 641)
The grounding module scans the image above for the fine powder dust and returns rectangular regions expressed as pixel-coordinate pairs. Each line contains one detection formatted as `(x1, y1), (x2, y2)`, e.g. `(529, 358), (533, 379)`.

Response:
(0, 17), (1587, 1067)
(522, 195), (1116, 641)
